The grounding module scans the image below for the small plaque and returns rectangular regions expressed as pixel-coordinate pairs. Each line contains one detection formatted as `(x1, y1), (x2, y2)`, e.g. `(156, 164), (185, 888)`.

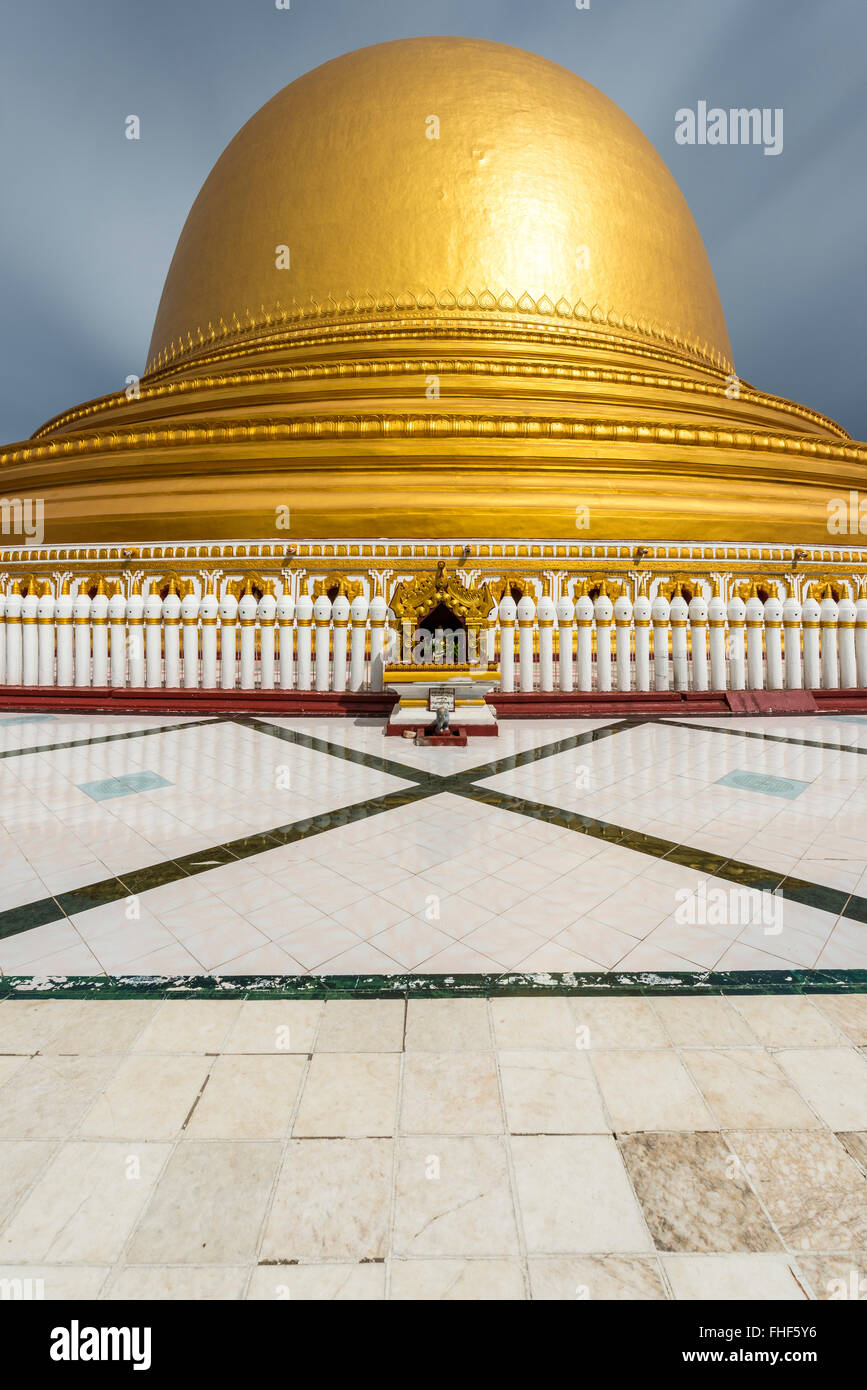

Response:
(428, 686), (456, 713)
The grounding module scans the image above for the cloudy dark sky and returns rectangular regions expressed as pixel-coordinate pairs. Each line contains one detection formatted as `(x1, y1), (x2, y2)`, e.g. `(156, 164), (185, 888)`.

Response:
(1, 0), (864, 444)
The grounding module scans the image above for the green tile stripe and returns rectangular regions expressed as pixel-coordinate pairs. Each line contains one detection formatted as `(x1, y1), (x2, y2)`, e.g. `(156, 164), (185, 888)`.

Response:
(0, 716), (225, 760)
(661, 718), (867, 758)
(0, 970), (864, 999)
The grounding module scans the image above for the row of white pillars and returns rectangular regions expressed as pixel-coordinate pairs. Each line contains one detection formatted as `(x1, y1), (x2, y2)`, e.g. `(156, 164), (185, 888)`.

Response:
(0, 585), (391, 692)
(497, 590), (867, 694)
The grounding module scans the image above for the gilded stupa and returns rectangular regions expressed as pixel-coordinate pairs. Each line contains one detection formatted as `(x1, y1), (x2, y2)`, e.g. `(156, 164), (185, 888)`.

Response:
(1, 36), (865, 598)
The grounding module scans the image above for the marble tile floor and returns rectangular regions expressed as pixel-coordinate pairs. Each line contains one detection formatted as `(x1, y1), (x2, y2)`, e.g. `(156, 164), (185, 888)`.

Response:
(1, 994), (866, 1300)
(0, 713), (866, 978)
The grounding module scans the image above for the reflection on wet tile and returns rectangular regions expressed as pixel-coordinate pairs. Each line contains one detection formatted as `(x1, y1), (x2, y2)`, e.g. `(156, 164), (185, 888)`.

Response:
(618, 1132), (783, 1253)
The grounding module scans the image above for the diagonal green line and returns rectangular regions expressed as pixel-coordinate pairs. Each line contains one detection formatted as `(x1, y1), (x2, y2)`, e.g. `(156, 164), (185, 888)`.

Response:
(0, 783), (439, 944)
(454, 783), (863, 923)
(0, 716), (226, 761)
(659, 718), (867, 758)
(234, 715), (438, 786)
(453, 718), (637, 783)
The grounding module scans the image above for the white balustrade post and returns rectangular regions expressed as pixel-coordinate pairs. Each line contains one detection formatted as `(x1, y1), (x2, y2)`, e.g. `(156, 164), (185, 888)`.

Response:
(782, 587), (802, 690)
(349, 593), (369, 690)
(73, 584), (92, 687)
(594, 590), (613, 692)
(820, 589), (839, 689)
(516, 594), (536, 692)
(855, 587), (867, 688)
(708, 588), (727, 691)
(219, 585), (239, 690)
(688, 594), (709, 692)
(367, 594), (387, 692)
(556, 593), (575, 693)
(670, 594), (689, 691)
(91, 580), (109, 687)
(726, 595), (746, 690)
(745, 591), (765, 690)
(56, 580), (75, 687)
(651, 593), (670, 691)
(144, 581), (163, 688)
(802, 595), (821, 689)
(331, 593), (350, 692)
(313, 593), (333, 692)
(237, 585), (258, 690)
(575, 592), (594, 691)
(277, 588), (295, 689)
(109, 584), (127, 687)
(199, 582), (218, 688)
(763, 592), (784, 691)
(536, 590), (555, 692)
(295, 592), (314, 690)
(498, 595), (516, 693)
(37, 582), (56, 687)
(21, 581), (39, 686)
(614, 593), (633, 692)
(0, 590), (6, 685)
(180, 583), (200, 688)
(838, 595), (857, 689)
(162, 581), (181, 688)
(5, 586), (22, 685)
(633, 591), (651, 691)
(257, 582), (277, 690)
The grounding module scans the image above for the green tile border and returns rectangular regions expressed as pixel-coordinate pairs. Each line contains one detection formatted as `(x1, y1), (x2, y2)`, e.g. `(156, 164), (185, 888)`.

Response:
(0, 969), (864, 999)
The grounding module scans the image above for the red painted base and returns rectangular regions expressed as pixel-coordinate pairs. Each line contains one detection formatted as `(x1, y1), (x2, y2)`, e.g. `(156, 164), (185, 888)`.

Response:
(412, 732), (469, 747)
(384, 721), (498, 738)
(0, 686), (395, 717)
(0, 686), (866, 721)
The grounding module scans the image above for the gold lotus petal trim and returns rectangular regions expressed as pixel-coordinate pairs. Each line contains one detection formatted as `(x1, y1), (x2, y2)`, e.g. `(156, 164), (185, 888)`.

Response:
(146, 286), (736, 378)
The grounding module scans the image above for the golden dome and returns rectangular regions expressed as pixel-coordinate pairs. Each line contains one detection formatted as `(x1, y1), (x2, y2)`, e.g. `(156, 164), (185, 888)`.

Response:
(4, 36), (865, 552)
(148, 36), (732, 372)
